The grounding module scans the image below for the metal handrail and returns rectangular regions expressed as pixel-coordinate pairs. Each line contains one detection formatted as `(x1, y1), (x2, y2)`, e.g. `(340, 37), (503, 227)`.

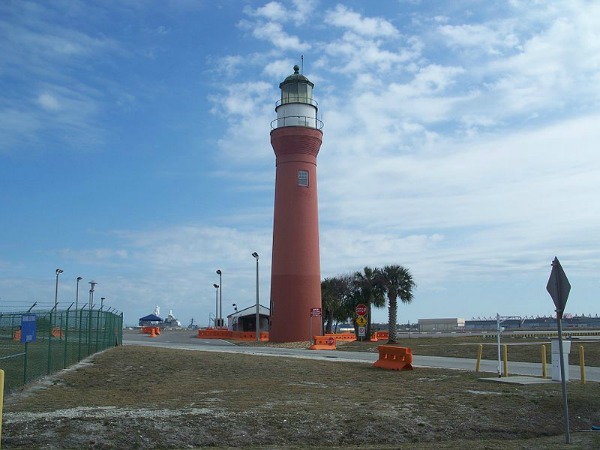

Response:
(275, 97), (319, 108)
(271, 116), (324, 130)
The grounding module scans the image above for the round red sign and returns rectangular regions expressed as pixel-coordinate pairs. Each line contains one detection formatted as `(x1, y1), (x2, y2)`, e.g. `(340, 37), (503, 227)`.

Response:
(355, 304), (368, 316)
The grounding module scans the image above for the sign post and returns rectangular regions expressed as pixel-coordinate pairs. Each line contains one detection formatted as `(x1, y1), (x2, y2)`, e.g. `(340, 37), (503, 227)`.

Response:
(20, 313), (36, 385)
(546, 256), (571, 444)
(309, 308), (322, 344)
(355, 304), (368, 341)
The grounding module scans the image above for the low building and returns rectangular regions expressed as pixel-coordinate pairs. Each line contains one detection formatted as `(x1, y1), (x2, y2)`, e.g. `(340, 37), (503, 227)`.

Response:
(227, 305), (270, 332)
(418, 318), (465, 332)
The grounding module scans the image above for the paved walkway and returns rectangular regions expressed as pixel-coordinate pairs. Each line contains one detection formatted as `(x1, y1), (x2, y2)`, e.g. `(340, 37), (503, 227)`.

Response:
(123, 331), (599, 383)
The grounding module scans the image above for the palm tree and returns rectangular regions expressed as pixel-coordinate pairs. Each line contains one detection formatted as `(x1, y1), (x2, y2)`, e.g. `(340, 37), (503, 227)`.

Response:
(353, 267), (386, 340)
(378, 265), (416, 343)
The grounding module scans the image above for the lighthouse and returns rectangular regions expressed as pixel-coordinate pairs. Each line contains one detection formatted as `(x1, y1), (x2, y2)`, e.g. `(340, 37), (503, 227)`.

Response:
(269, 65), (323, 342)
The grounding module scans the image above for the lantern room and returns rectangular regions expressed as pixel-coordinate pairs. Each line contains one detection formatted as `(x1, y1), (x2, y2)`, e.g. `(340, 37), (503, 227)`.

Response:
(274, 65), (322, 129)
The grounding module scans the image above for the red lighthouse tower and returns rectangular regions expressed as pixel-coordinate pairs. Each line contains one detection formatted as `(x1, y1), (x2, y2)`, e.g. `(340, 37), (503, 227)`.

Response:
(269, 66), (323, 342)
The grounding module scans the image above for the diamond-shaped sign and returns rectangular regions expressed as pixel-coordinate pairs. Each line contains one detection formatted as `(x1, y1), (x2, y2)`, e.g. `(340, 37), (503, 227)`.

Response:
(546, 257), (571, 314)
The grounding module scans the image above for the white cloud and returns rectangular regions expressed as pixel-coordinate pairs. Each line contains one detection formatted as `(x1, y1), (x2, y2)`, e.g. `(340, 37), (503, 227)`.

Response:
(324, 4), (399, 38)
(247, 1), (287, 22)
(250, 21), (310, 51)
(263, 58), (296, 78)
(434, 1), (600, 124)
(0, 2), (119, 153)
(437, 23), (520, 55)
(215, 55), (245, 77)
(38, 93), (61, 111)
(245, 0), (316, 25)
(210, 81), (272, 119)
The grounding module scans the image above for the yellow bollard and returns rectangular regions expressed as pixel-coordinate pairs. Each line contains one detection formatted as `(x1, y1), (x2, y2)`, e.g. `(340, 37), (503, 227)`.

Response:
(502, 344), (508, 377)
(541, 344), (547, 379)
(476, 344), (483, 372)
(1, 368), (4, 449)
(580, 345), (586, 385)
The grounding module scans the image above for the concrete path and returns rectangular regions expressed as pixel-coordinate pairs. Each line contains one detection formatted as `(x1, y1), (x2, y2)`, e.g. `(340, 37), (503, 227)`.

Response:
(123, 330), (600, 383)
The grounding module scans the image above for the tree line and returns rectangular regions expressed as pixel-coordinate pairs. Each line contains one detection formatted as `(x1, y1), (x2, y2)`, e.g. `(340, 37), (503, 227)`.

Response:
(321, 265), (416, 343)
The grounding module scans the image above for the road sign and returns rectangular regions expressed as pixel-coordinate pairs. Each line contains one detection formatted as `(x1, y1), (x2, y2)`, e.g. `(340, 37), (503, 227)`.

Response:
(327, 337), (335, 345)
(358, 327), (366, 337)
(546, 257), (571, 316)
(355, 304), (368, 316)
(356, 315), (367, 327)
(20, 314), (37, 343)
(310, 307), (322, 317)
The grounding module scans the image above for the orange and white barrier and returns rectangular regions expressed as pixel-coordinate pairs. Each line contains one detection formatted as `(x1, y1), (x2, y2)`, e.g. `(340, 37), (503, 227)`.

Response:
(373, 345), (413, 371)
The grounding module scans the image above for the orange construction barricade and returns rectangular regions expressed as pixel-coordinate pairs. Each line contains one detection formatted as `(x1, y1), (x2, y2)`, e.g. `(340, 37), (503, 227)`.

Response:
(373, 345), (413, 371)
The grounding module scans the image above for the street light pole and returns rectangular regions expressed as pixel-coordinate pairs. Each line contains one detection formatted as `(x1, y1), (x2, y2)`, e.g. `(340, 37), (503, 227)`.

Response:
(54, 269), (63, 308)
(213, 284), (219, 328)
(89, 280), (97, 309)
(101, 297), (105, 310)
(252, 252), (260, 342)
(216, 269), (222, 327)
(75, 277), (82, 310)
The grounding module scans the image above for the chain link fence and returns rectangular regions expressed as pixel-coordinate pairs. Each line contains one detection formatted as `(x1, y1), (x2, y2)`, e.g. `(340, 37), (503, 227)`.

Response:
(0, 308), (123, 393)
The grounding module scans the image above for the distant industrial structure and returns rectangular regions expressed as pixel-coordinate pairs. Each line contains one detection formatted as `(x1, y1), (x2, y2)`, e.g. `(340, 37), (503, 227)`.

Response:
(416, 315), (600, 332)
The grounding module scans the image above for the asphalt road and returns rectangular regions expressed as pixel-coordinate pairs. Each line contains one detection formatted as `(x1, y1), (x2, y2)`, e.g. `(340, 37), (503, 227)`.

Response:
(123, 329), (600, 382)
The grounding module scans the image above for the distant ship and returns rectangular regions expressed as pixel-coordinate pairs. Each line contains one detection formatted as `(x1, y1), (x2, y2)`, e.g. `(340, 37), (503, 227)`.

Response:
(163, 309), (182, 328)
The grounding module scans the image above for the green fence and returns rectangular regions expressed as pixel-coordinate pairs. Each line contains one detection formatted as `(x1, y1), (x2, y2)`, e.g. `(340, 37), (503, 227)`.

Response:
(0, 308), (123, 393)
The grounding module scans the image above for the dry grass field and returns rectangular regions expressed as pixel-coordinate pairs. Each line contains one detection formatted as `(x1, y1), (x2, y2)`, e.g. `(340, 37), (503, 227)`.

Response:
(338, 334), (600, 367)
(2, 341), (600, 449)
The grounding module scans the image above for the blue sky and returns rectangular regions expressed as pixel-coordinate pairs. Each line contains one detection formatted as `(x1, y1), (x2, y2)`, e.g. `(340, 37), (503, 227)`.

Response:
(1, 0), (599, 327)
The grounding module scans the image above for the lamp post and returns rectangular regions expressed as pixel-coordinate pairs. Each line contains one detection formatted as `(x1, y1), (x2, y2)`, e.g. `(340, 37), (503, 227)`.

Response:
(216, 269), (222, 327)
(101, 297), (105, 310)
(252, 252), (260, 342)
(75, 277), (82, 310)
(89, 280), (97, 309)
(54, 268), (63, 309)
(213, 284), (219, 328)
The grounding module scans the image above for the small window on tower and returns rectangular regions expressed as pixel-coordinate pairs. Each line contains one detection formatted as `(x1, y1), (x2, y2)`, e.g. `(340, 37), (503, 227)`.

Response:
(298, 170), (309, 187)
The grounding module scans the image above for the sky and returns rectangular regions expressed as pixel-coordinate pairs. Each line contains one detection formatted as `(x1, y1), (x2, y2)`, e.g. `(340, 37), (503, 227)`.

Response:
(1, 0), (599, 327)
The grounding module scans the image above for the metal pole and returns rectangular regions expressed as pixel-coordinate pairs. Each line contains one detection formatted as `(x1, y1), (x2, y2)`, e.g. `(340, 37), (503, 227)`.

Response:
(63, 303), (73, 369)
(89, 281), (97, 309)
(54, 268), (63, 308)
(496, 313), (502, 377)
(213, 284), (219, 327)
(556, 312), (570, 444)
(78, 308), (83, 361)
(217, 270), (222, 327)
(253, 253), (260, 342)
(75, 277), (82, 311)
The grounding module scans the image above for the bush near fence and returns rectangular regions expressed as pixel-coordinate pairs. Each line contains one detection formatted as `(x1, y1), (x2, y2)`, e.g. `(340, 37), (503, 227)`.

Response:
(0, 308), (123, 393)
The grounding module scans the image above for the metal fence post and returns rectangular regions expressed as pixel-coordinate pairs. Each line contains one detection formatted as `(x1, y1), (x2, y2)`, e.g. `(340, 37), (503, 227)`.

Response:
(23, 342), (29, 385)
(47, 310), (53, 375)
(77, 308), (83, 361)
(63, 304), (73, 369)
(95, 309), (101, 353)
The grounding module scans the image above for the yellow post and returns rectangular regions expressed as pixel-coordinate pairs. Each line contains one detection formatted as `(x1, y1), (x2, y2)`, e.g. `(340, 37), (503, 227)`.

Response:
(476, 344), (483, 372)
(0, 368), (4, 449)
(502, 344), (508, 377)
(580, 345), (586, 385)
(541, 344), (547, 378)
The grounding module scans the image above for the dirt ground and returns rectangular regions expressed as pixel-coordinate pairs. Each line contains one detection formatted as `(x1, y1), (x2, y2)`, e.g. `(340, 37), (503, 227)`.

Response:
(2, 343), (600, 449)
